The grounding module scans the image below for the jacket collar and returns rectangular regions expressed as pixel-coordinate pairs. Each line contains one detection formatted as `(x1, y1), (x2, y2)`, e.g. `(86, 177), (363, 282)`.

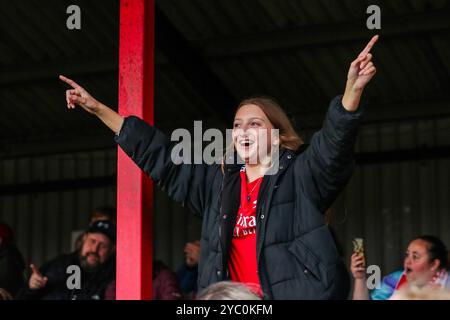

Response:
(218, 148), (300, 277)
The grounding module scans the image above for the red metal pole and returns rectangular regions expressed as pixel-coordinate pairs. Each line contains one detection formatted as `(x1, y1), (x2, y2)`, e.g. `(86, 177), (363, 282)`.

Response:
(117, 0), (154, 300)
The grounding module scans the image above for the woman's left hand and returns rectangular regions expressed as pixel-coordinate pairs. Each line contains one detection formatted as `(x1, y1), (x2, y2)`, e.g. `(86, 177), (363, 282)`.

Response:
(342, 35), (379, 111)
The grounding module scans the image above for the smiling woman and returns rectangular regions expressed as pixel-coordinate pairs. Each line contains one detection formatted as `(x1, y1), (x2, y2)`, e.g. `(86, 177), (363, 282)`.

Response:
(60, 36), (379, 299)
(351, 235), (450, 300)
(232, 96), (303, 176)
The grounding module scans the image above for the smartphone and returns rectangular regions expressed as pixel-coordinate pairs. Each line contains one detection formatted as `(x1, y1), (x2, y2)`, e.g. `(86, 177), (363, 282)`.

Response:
(352, 238), (366, 267)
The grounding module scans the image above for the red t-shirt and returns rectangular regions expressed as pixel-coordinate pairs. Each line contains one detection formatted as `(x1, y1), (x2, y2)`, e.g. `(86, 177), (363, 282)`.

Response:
(228, 168), (263, 296)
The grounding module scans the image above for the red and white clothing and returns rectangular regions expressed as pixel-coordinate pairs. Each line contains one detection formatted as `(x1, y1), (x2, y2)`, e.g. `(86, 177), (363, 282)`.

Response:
(228, 167), (263, 296)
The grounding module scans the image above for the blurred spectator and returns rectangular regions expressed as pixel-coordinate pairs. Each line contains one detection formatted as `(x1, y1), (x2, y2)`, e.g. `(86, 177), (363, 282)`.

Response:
(103, 279), (116, 300)
(153, 260), (181, 300)
(0, 222), (25, 298)
(177, 240), (200, 299)
(89, 205), (116, 225)
(197, 281), (261, 300)
(351, 235), (449, 300)
(104, 260), (181, 300)
(75, 205), (116, 251)
(18, 220), (116, 300)
(391, 284), (450, 300)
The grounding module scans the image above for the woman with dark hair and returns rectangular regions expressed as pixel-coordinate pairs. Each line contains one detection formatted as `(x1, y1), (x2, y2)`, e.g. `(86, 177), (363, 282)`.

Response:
(351, 235), (449, 300)
(60, 36), (378, 299)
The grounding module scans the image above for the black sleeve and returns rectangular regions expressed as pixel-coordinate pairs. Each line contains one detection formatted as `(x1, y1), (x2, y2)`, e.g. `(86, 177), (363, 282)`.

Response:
(16, 254), (74, 300)
(115, 116), (220, 217)
(298, 95), (364, 212)
(16, 283), (43, 300)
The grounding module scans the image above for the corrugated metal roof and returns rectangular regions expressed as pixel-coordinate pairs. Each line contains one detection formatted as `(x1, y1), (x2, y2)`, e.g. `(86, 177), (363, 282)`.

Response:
(1, 0), (450, 146)
(0, 0), (119, 144)
(157, 0), (450, 116)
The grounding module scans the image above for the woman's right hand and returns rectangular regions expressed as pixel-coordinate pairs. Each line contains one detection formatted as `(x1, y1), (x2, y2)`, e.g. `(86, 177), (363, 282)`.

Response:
(60, 75), (101, 114)
(351, 253), (367, 279)
(59, 75), (124, 134)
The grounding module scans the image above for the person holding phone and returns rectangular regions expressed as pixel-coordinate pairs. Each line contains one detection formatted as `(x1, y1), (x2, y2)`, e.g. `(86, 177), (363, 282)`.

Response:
(351, 235), (449, 300)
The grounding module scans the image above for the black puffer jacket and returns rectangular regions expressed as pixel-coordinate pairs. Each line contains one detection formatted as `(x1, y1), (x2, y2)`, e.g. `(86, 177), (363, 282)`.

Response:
(115, 96), (363, 299)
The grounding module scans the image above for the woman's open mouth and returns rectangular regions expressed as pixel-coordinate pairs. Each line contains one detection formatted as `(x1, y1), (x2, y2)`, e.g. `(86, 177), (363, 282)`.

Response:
(239, 139), (255, 147)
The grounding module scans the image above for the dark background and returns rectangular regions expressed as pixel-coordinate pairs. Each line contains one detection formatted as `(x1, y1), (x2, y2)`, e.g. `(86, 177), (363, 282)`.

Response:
(0, 0), (449, 282)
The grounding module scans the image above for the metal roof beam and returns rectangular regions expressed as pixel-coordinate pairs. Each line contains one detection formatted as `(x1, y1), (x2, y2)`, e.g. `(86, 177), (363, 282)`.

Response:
(203, 9), (450, 58)
(0, 56), (117, 86)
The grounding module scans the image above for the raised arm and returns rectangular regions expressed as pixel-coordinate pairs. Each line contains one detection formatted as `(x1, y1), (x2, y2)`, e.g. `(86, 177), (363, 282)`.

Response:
(350, 253), (370, 300)
(60, 75), (124, 134)
(298, 36), (378, 211)
(60, 76), (218, 216)
(342, 35), (378, 111)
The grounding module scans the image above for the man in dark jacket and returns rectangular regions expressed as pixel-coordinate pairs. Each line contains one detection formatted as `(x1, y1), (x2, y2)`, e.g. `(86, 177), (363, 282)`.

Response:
(0, 223), (26, 298)
(18, 220), (116, 300)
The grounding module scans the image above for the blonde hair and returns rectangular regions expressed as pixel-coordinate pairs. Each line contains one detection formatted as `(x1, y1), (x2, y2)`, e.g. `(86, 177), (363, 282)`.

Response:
(222, 96), (303, 171)
(237, 96), (303, 151)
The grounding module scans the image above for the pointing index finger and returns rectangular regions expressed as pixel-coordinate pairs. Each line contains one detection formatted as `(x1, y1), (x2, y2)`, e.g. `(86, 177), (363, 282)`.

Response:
(359, 35), (379, 57)
(59, 75), (81, 90)
(30, 264), (42, 276)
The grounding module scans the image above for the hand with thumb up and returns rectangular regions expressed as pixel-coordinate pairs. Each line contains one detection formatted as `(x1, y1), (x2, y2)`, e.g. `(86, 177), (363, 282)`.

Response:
(29, 264), (48, 290)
